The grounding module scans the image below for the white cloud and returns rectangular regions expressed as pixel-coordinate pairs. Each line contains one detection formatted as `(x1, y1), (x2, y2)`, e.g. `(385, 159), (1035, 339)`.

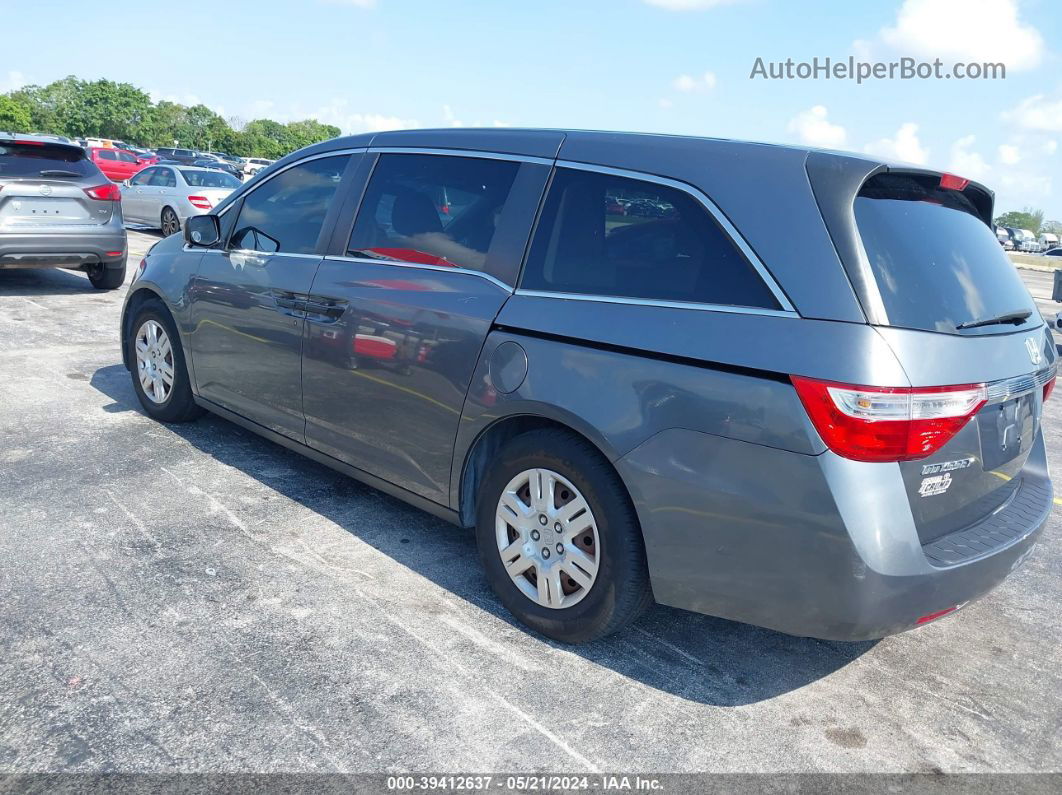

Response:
(948, 135), (990, 180)
(880, 0), (1044, 72)
(643, 0), (743, 9)
(786, 105), (847, 148)
(998, 143), (1021, 165)
(673, 71), (717, 92)
(442, 104), (462, 127)
(658, 97), (674, 109)
(1002, 95), (1062, 133)
(863, 122), (929, 165)
(1045, 140), (1058, 155)
(1, 70), (26, 93)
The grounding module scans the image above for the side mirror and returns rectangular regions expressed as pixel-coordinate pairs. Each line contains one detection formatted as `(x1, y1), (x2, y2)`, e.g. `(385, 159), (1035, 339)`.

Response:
(185, 214), (221, 247)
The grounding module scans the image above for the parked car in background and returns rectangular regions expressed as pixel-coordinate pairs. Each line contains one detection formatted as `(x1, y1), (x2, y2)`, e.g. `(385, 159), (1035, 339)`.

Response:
(154, 148), (202, 165)
(191, 157), (242, 179)
(242, 157), (274, 177)
(208, 152), (243, 167)
(995, 226), (1013, 249)
(120, 128), (1055, 644)
(88, 146), (145, 183)
(120, 165), (241, 236)
(1045, 247), (1062, 257)
(1038, 233), (1059, 252)
(1017, 229), (1038, 252)
(0, 133), (126, 289)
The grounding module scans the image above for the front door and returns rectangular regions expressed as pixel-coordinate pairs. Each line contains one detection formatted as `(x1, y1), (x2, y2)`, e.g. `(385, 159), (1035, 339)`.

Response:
(302, 152), (549, 503)
(187, 153), (353, 441)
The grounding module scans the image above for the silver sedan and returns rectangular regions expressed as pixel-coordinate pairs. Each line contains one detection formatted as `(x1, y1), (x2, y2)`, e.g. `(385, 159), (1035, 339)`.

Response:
(120, 165), (241, 236)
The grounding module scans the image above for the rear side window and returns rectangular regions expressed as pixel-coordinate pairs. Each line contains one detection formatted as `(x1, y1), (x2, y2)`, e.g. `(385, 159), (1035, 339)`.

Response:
(521, 168), (781, 309)
(152, 169), (177, 188)
(0, 143), (96, 178)
(855, 174), (1037, 333)
(98, 150), (117, 160)
(230, 155), (350, 255)
(348, 153), (520, 272)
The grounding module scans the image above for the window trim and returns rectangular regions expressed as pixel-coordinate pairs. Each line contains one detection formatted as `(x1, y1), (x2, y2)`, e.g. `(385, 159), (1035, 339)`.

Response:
(519, 160), (797, 317)
(323, 254), (513, 292)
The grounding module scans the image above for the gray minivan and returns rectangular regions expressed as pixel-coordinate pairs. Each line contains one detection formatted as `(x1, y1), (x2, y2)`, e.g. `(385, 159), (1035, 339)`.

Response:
(120, 129), (1055, 643)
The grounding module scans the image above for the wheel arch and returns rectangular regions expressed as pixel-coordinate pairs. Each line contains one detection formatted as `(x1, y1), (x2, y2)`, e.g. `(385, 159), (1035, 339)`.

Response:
(455, 411), (631, 529)
(121, 285), (174, 371)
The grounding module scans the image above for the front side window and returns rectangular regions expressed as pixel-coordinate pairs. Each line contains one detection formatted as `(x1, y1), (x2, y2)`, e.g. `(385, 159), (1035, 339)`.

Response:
(117, 151), (137, 163)
(229, 155), (350, 255)
(521, 168), (782, 309)
(348, 153), (520, 272)
(130, 168), (155, 186)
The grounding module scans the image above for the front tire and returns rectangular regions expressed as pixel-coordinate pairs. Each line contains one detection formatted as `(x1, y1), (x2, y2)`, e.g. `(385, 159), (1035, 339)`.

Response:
(475, 429), (653, 643)
(127, 300), (203, 423)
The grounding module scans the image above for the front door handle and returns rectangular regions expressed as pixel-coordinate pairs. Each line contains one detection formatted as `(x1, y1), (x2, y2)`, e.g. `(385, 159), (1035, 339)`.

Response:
(301, 297), (348, 323)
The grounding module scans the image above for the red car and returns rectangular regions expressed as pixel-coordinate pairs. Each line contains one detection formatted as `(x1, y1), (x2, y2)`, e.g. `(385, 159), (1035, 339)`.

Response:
(88, 146), (146, 182)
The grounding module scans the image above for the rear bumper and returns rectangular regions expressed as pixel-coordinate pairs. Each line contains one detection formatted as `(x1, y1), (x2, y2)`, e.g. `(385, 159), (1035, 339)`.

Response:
(618, 428), (1052, 641)
(0, 224), (127, 269)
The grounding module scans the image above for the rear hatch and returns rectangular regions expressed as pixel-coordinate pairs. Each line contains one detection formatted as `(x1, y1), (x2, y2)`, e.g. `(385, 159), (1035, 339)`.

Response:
(0, 140), (113, 228)
(851, 171), (1054, 546)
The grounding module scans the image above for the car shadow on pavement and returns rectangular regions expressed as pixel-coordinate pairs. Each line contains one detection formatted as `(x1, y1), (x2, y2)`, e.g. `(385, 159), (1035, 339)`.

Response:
(0, 266), (97, 295)
(91, 362), (876, 707)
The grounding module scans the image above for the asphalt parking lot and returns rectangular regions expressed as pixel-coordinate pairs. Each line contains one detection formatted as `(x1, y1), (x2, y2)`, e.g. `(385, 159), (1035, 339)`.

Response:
(1, 229), (1061, 775)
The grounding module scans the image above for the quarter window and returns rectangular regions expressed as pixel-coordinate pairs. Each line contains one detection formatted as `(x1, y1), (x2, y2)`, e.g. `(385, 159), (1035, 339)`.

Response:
(229, 155), (350, 255)
(348, 153), (520, 272)
(521, 168), (782, 309)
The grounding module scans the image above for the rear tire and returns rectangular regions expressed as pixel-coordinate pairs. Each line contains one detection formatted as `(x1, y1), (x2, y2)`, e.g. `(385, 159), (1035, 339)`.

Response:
(127, 300), (203, 423)
(161, 207), (180, 237)
(475, 429), (653, 643)
(88, 262), (126, 290)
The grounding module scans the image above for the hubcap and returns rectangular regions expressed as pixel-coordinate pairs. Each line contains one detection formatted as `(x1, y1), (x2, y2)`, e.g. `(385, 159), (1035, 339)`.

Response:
(134, 320), (174, 404)
(495, 468), (600, 609)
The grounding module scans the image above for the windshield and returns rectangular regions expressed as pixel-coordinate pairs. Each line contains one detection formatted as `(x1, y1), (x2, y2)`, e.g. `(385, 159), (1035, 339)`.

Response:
(180, 169), (241, 188)
(0, 143), (97, 178)
(854, 173), (1038, 334)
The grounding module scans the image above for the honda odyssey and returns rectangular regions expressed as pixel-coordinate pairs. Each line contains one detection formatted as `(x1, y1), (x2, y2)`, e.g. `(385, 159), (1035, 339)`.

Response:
(120, 129), (1055, 643)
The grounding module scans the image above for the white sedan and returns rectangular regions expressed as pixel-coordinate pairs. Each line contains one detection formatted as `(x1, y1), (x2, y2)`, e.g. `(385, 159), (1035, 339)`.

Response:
(121, 165), (241, 236)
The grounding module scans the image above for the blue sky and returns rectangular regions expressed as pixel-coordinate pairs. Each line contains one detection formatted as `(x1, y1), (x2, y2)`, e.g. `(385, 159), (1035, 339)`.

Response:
(7, 0), (1062, 217)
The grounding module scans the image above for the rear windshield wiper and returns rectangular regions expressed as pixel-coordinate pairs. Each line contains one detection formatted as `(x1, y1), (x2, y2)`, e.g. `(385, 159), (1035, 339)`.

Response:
(955, 309), (1033, 330)
(38, 169), (81, 177)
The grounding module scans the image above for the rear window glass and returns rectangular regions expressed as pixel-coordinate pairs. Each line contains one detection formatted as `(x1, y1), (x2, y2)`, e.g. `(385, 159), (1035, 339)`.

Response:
(521, 168), (782, 309)
(855, 174), (1037, 333)
(0, 143), (96, 178)
(180, 169), (241, 189)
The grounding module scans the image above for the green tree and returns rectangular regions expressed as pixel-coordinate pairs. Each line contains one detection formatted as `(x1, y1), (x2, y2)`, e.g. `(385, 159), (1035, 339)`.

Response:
(995, 209), (1045, 235)
(0, 95), (32, 132)
(285, 119), (341, 150)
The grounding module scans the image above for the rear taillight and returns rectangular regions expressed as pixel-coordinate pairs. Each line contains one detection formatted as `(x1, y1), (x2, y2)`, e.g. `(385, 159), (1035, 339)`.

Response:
(791, 376), (987, 462)
(1044, 376), (1056, 402)
(83, 183), (121, 201)
(187, 195), (212, 210)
